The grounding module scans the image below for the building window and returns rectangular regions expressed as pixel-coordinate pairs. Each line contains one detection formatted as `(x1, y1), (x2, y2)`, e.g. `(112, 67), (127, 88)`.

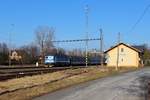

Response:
(121, 58), (123, 62)
(121, 48), (124, 52)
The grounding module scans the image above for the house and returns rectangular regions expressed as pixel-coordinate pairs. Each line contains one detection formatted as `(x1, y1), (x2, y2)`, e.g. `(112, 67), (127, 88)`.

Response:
(104, 43), (143, 67)
(10, 50), (22, 61)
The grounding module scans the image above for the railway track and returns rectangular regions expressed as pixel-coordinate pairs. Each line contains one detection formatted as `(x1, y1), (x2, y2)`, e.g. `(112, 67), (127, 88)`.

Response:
(0, 66), (84, 81)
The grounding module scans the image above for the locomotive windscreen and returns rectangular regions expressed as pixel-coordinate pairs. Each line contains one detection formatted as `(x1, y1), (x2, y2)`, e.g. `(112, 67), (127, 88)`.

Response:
(45, 56), (54, 64)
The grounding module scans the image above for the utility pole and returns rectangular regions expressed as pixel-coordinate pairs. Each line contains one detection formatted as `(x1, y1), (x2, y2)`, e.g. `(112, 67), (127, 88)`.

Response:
(85, 5), (89, 67)
(116, 32), (120, 70)
(100, 29), (103, 67)
(9, 24), (14, 67)
(9, 30), (11, 67)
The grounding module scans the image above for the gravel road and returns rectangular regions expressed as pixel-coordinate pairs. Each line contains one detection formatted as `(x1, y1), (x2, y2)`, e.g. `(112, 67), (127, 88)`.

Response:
(34, 68), (150, 100)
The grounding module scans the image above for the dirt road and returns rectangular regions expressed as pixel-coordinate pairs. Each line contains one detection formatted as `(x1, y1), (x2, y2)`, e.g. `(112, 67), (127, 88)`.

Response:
(34, 68), (150, 100)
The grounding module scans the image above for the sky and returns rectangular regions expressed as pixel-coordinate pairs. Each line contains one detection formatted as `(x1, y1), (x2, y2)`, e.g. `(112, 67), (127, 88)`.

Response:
(0, 0), (150, 51)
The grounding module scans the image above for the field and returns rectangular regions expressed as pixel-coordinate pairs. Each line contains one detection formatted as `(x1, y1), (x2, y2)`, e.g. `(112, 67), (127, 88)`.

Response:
(0, 66), (138, 100)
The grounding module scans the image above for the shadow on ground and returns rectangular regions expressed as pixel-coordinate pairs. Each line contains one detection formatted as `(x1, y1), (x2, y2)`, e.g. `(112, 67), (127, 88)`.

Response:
(117, 73), (150, 100)
(138, 73), (150, 100)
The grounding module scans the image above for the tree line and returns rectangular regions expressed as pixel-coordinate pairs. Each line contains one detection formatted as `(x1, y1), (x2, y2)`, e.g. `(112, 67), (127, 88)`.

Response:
(0, 25), (150, 65)
(0, 26), (91, 65)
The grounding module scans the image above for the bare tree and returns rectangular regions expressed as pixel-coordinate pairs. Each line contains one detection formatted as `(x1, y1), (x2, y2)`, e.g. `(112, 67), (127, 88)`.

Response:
(57, 48), (66, 55)
(67, 49), (84, 57)
(0, 43), (9, 65)
(19, 44), (39, 64)
(35, 26), (55, 64)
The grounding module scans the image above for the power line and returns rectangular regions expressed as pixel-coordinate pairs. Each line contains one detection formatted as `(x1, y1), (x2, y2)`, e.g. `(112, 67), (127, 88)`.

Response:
(129, 4), (150, 33)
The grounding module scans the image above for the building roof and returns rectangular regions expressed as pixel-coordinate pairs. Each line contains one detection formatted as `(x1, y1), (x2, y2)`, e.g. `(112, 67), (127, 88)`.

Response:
(132, 45), (146, 53)
(104, 43), (141, 53)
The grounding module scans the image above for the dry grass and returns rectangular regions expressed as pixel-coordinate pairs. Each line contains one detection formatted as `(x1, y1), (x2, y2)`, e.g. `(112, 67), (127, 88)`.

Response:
(0, 71), (68, 93)
(0, 66), (137, 100)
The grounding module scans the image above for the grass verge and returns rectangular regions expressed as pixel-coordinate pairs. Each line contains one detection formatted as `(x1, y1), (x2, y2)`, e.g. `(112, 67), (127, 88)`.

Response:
(0, 67), (138, 100)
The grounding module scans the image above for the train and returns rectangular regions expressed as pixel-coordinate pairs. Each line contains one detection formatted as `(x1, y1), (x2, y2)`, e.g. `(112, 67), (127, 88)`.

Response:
(44, 54), (105, 67)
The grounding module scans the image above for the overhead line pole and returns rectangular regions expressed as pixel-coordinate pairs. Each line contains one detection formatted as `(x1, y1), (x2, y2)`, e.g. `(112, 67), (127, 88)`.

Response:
(100, 29), (103, 67)
(9, 30), (11, 67)
(85, 5), (89, 67)
(9, 24), (14, 67)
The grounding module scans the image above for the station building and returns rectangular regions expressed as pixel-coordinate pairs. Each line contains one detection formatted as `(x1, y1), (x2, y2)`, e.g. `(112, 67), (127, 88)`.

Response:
(104, 43), (143, 67)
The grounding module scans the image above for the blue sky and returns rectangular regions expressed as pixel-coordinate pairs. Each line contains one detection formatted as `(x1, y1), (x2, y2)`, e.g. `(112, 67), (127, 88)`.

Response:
(0, 0), (150, 50)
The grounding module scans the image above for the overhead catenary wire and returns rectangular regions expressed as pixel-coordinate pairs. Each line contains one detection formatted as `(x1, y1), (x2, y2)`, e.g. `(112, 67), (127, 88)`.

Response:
(52, 38), (100, 43)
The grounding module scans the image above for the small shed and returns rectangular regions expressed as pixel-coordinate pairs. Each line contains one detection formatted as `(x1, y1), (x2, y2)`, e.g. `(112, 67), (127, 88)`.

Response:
(104, 43), (143, 67)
